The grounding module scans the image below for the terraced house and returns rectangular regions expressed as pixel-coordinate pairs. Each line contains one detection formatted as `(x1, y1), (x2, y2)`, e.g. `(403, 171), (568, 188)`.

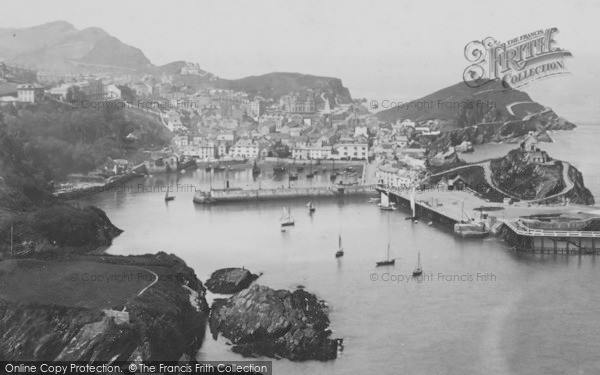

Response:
(230, 139), (259, 158)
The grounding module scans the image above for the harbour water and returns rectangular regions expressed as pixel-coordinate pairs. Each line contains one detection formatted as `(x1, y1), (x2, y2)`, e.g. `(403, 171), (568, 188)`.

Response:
(75, 123), (600, 375)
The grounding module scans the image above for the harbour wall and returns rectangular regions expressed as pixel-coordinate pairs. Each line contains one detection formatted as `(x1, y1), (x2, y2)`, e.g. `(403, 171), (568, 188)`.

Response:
(204, 185), (374, 203)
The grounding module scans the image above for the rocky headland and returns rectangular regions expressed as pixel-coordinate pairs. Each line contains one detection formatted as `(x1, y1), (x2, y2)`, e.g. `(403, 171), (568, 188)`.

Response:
(209, 284), (341, 361)
(0, 252), (209, 361)
(489, 149), (594, 204)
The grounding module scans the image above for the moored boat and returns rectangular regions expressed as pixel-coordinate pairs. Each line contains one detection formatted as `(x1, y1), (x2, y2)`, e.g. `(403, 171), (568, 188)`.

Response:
(378, 193), (396, 210)
(335, 234), (344, 258)
(376, 243), (395, 267)
(412, 252), (423, 276)
(252, 160), (260, 176)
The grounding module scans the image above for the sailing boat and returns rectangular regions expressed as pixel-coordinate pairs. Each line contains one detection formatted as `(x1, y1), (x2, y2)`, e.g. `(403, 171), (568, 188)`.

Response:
(306, 160), (315, 179)
(412, 252), (423, 276)
(335, 234), (344, 258)
(405, 184), (418, 221)
(378, 193), (396, 211)
(252, 160), (260, 176)
(375, 243), (395, 266)
(164, 189), (175, 201)
(307, 201), (316, 213)
(280, 207), (295, 227)
(330, 159), (338, 180)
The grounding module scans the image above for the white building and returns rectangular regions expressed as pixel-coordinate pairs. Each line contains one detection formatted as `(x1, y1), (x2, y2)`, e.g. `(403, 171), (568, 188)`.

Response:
(230, 139), (259, 158)
(335, 143), (368, 160)
(17, 83), (44, 103)
(105, 84), (122, 100)
(172, 136), (189, 147)
(376, 164), (418, 188)
(291, 145), (333, 160)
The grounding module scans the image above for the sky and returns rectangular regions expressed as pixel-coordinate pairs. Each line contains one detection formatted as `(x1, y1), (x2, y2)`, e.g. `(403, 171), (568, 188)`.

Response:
(1, 0), (599, 122)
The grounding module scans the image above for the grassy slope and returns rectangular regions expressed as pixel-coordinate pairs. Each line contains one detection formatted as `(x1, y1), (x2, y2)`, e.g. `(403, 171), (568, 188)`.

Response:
(376, 80), (534, 123)
(0, 259), (152, 309)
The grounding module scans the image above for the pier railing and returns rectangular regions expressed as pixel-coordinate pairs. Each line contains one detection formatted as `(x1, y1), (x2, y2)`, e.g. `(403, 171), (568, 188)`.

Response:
(501, 219), (600, 238)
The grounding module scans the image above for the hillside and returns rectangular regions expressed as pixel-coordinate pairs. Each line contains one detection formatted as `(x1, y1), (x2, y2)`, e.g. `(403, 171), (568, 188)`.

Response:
(378, 80), (579, 165)
(219, 72), (353, 103)
(0, 21), (152, 71)
(376, 80), (543, 124)
(173, 71), (353, 104)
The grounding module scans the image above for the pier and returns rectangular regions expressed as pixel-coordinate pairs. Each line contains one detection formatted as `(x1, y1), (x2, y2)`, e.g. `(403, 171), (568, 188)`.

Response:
(376, 186), (465, 228)
(376, 184), (600, 249)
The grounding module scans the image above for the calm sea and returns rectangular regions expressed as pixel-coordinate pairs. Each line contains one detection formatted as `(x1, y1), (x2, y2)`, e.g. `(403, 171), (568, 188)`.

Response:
(75, 123), (600, 375)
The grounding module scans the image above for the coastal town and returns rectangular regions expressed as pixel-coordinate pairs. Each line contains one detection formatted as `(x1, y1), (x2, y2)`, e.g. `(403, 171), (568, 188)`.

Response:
(1, 56), (598, 248)
(0, 59), (438, 191)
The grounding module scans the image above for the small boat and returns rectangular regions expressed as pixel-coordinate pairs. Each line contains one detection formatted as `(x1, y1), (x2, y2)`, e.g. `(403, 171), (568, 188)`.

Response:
(280, 207), (295, 227)
(289, 171), (298, 180)
(297, 165), (305, 172)
(164, 190), (175, 201)
(273, 162), (287, 174)
(306, 161), (315, 178)
(376, 243), (395, 267)
(252, 160), (260, 176)
(335, 234), (344, 258)
(193, 192), (212, 203)
(378, 193), (396, 210)
(205, 165), (212, 172)
(428, 221), (433, 226)
(412, 252), (423, 276)
(213, 164), (226, 172)
(180, 169), (186, 174)
(307, 201), (316, 213)
(369, 197), (381, 203)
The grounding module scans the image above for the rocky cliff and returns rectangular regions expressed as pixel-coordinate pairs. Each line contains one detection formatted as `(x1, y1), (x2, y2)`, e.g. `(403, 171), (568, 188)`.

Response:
(0, 252), (209, 361)
(209, 284), (341, 361)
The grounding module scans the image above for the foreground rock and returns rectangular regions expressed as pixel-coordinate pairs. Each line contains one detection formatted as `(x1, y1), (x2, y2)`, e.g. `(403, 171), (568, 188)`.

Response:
(205, 268), (259, 294)
(209, 284), (341, 361)
(0, 252), (209, 360)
